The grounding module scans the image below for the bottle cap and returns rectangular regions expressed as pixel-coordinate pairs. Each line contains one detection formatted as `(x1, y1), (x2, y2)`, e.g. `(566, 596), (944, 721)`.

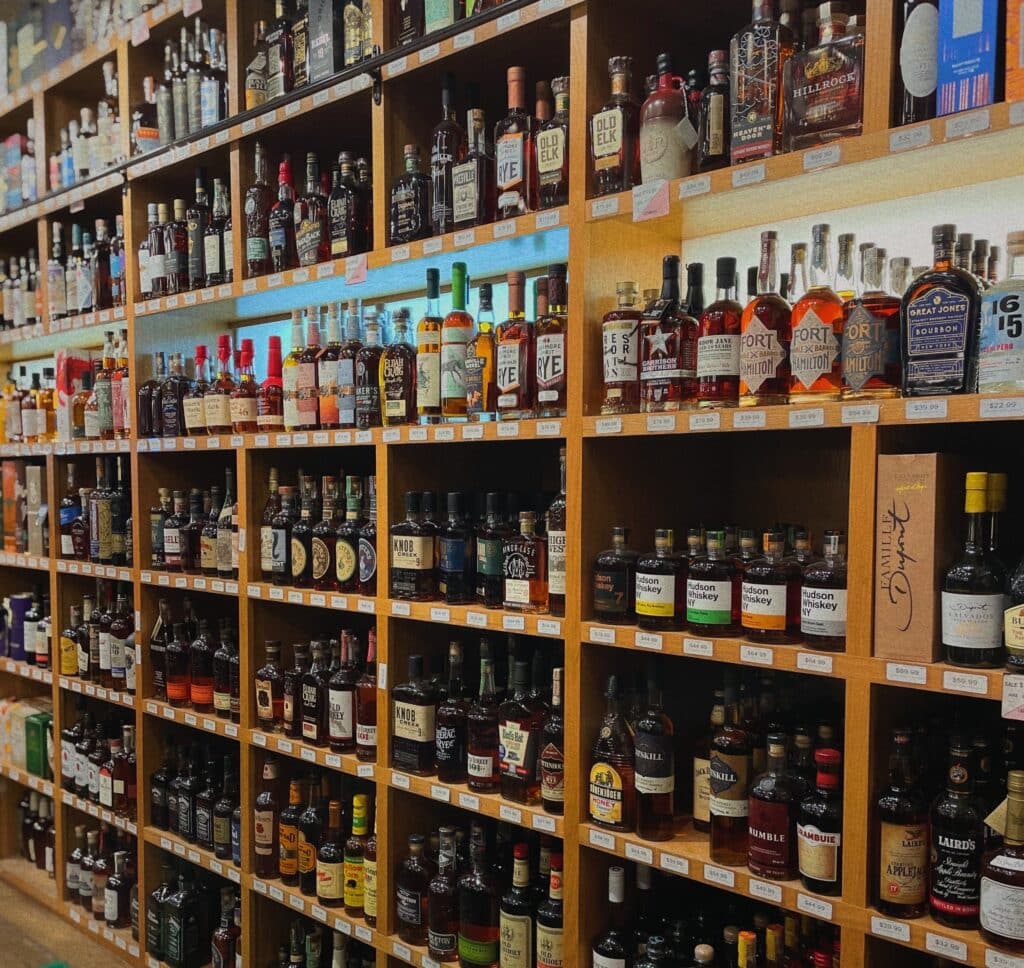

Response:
(716, 256), (737, 287)
(932, 223), (957, 244)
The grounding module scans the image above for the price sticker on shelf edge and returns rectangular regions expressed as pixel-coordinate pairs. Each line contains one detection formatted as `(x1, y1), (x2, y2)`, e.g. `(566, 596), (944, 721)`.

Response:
(740, 645), (773, 666)
(533, 814), (556, 832)
(459, 792), (480, 811)
(886, 662), (927, 685)
(749, 879), (783, 903)
(659, 852), (688, 875)
(589, 828), (615, 849)
(980, 397), (1024, 419)
(797, 652), (833, 675)
(635, 631), (663, 650)
(589, 626), (615, 644)
(942, 669), (989, 696)
(797, 893), (832, 920)
(871, 917), (910, 943)
(625, 842), (653, 864)
(703, 864), (735, 888)
(925, 932), (968, 962)
(632, 179), (670, 222)
(500, 804), (522, 823)
(430, 784), (450, 802)
(503, 614), (525, 631)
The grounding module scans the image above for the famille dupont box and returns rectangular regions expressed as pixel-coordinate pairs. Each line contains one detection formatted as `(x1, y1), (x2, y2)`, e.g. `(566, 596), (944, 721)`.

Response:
(874, 453), (966, 663)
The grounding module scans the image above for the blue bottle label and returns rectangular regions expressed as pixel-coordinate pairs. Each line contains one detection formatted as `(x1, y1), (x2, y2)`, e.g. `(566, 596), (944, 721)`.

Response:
(905, 286), (970, 383)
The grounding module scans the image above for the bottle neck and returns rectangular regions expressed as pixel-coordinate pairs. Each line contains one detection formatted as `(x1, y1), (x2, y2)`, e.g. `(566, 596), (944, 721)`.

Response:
(759, 239), (779, 294)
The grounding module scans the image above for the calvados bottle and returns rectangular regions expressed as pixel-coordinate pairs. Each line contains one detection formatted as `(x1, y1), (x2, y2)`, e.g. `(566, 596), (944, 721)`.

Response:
(790, 223), (843, 402)
(601, 281), (642, 414)
(978, 230), (1024, 393)
(591, 56), (641, 196)
(640, 255), (699, 411)
(589, 674), (636, 832)
(639, 53), (694, 184)
(980, 768), (1024, 951)
(697, 256), (743, 408)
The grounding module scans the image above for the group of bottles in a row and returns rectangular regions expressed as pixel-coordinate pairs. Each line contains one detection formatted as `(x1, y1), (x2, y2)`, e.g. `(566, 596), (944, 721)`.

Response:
(392, 464), (565, 618)
(147, 864), (241, 968)
(137, 166), (234, 298)
(149, 600), (240, 719)
(254, 628), (377, 757)
(259, 468), (377, 594)
(16, 789), (56, 877)
(593, 4), (865, 197)
(0, 250), (43, 330)
(60, 705), (137, 818)
(2, 116), (36, 210)
(591, 861), (840, 968)
(244, 142), (373, 275)
(47, 217), (129, 320)
(253, 759), (377, 916)
(150, 741), (240, 865)
(396, 817), (564, 967)
(147, 469), (239, 578)
(58, 458), (133, 567)
(246, 0), (374, 110)
(48, 61), (124, 192)
(268, 918), (373, 968)
(394, 0), (504, 46)
(593, 524), (847, 651)
(391, 67), (568, 246)
(64, 821), (137, 934)
(590, 667), (844, 898)
(2, 588), (52, 668)
(56, 581), (137, 694)
(131, 17), (230, 155)
(943, 470), (1024, 670)
(391, 637), (565, 812)
(876, 719), (1024, 954)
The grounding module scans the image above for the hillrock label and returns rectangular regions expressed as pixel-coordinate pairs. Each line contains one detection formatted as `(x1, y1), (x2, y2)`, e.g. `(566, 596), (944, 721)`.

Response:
(791, 309), (838, 389)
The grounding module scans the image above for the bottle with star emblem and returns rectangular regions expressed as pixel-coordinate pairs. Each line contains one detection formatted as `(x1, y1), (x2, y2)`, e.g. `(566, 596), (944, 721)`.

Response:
(790, 223), (843, 402)
(740, 231), (792, 406)
(640, 255), (698, 411)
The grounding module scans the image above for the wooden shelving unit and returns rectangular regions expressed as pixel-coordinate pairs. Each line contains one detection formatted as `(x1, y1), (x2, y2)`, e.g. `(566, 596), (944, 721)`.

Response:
(0, 0), (1021, 965)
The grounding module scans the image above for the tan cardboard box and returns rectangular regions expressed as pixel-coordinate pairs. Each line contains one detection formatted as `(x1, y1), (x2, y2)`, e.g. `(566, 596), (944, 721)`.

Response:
(874, 453), (966, 663)
(26, 463), (46, 556)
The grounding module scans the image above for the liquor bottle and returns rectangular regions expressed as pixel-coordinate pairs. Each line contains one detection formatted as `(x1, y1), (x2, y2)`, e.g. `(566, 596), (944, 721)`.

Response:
(741, 532), (800, 643)
(255, 642), (285, 730)
(592, 527), (639, 624)
(415, 269), (443, 423)
(441, 261), (473, 420)
(697, 51), (730, 171)
(591, 56), (641, 196)
(278, 778), (304, 884)
(352, 630), (377, 763)
(397, 834), (431, 944)
(634, 664), (674, 841)
(641, 255), (699, 411)
(435, 641), (468, 783)
(979, 231), (1024, 393)
(536, 666), (566, 815)
(499, 842), (534, 966)
(790, 224), (843, 401)
(729, 0), (795, 163)
(359, 477), (378, 596)
(425, 825), (458, 961)
(464, 283), (496, 422)
(942, 472), (1006, 668)
(980, 768), (1024, 950)
(697, 257), (743, 407)
(747, 732), (798, 879)
(591, 865), (632, 966)
(589, 675), (636, 831)
(430, 73), (467, 236)
(709, 673), (751, 865)
(283, 643), (310, 738)
(392, 654), (438, 775)
(205, 336), (235, 434)
(390, 491), (435, 600)
(253, 756), (280, 878)
(535, 264), (568, 417)
(316, 799), (345, 908)
(355, 314), (384, 428)
(458, 822), (499, 963)
(269, 156), (299, 272)
(635, 529), (685, 631)
(498, 660), (543, 803)
(639, 54), (693, 182)
(186, 170), (211, 289)
(204, 178), (231, 286)
(797, 747), (843, 896)
(283, 308), (318, 431)
(390, 145), (431, 245)
(245, 142), (274, 277)
(841, 245), (902, 398)
(164, 199), (189, 295)
(230, 341), (259, 431)
(266, 1), (295, 99)
(503, 511), (548, 613)
(876, 728), (928, 919)
(453, 104), (495, 229)
(460, 650), (497, 793)
(800, 530), (847, 651)
(893, 0), (938, 125)
(495, 67), (536, 219)
(535, 854), (564, 967)
(536, 76), (569, 209)
(901, 224), (982, 395)
(495, 271), (536, 420)
(438, 492), (474, 604)
(294, 152), (329, 266)
(377, 307), (416, 426)
(686, 530), (740, 635)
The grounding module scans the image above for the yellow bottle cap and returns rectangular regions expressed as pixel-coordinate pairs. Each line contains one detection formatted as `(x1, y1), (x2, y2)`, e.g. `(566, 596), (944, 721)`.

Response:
(965, 472), (988, 513)
(988, 472), (1009, 512)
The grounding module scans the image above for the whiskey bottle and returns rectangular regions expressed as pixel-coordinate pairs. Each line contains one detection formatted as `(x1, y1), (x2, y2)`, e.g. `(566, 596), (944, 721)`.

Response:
(359, 478), (378, 596)
(589, 674), (636, 831)
(438, 492), (474, 605)
(800, 531), (848, 651)
(790, 224), (843, 402)
(901, 224), (982, 395)
(435, 641), (468, 784)
(748, 732), (798, 879)
(591, 56), (640, 196)
(942, 472), (1007, 668)
(301, 641), (330, 746)
(537, 76), (569, 209)
(601, 281), (643, 414)
(741, 531), (800, 643)
(710, 673), (751, 866)
(893, 0), (938, 125)
(535, 854), (564, 967)
(740, 237), (792, 407)
(979, 231), (1024, 393)
(283, 643), (310, 738)
(466, 283), (496, 422)
(458, 821), (500, 963)
(697, 51), (730, 172)
(503, 511), (548, 613)
(591, 865), (631, 966)
(697, 257), (743, 407)
(389, 145), (431, 245)
(428, 826), (459, 962)
(355, 315), (384, 428)
(328, 631), (359, 753)
(635, 528), (685, 631)
(316, 799), (345, 908)
(877, 728), (928, 918)
(392, 654), (438, 775)
(398, 834), (431, 944)
(497, 659), (543, 804)
(546, 449), (568, 617)
(254, 756), (280, 879)
(686, 530), (741, 635)
(391, 491), (436, 600)
(535, 264), (568, 417)
(692, 690), (724, 834)
(797, 748), (843, 896)
(592, 527), (639, 625)
(495, 271), (536, 420)
(841, 245), (902, 398)
(495, 67), (536, 219)
(244, 142), (273, 278)
(930, 741), (985, 928)
(441, 261), (473, 420)
(355, 630), (378, 761)
(335, 476), (364, 593)
(452, 102), (495, 230)
(634, 663), (674, 841)
(467, 651), (500, 792)
(980, 769), (1024, 950)
(416, 270), (443, 423)
(499, 842), (534, 966)
(640, 255), (698, 411)
(430, 73), (467, 236)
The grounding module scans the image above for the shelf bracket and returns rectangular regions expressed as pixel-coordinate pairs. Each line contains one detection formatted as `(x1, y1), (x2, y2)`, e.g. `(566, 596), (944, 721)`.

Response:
(367, 68), (383, 106)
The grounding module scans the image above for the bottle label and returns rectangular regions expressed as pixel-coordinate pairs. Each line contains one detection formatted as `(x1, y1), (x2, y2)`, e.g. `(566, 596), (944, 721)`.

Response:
(260, 526), (274, 575)
(879, 821), (928, 905)
(359, 536), (377, 585)
(536, 922), (563, 968)
(979, 286), (1024, 392)
(697, 333), (740, 378)
(468, 752), (494, 778)
(99, 771), (113, 807)
(255, 676), (275, 724)
(505, 577), (532, 606)
(296, 216), (324, 266)
(396, 885), (423, 926)
(291, 537), (308, 578)
(104, 887), (118, 924)
(98, 631), (111, 671)
(639, 116), (693, 183)
(336, 536), (358, 583)
(497, 341), (523, 401)
(204, 236), (223, 277)
(536, 333), (566, 398)
(394, 700), (436, 743)
(692, 755), (710, 824)
(686, 578), (733, 625)
(547, 530), (566, 595)
(593, 568), (630, 618)
(464, 354), (486, 417)
(905, 286), (971, 384)
(343, 856), (364, 908)
(797, 823), (841, 882)
(589, 762), (625, 824)
(791, 308), (839, 390)
(899, 2), (939, 97)
(496, 132), (524, 193)
(439, 536), (466, 575)
(460, 932), (500, 966)
(741, 317), (788, 395)
(537, 127), (565, 183)
(841, 303), (891, 392)
(741, 581), (788, 631)
(1007, 603), (1024, 656)
(748, 797), (793, 875)
(603, 320), (639, 384)
(183, 397), (206, 432)
(635, 572), (676, 618)
(308, 536), (329, 581)
(452, 159), (478, 225)
(981, 877), (1024, 942)
(592, 107), (623, 167)
(541, 740), (565, 803)
(593, 956), (627, 968)
(60, 636), (78, 676)
(497, 906), (534, 967)
(416, 348), (441, 408)
(941, 592), (1005, 649)
(229, 397), (257, 425)
(328, 687), (354, 742)
(499, 720), (537, 780)
(317, 859), (343, 900)
(201, 534), (218, 572)
(254, 808), (275, 854)
(801, 587), (848, 637)
(391, 534), (432, 570)
(930, 830), (982, 916)
(441, 330), (470, 401)
(709, 750), (750, 817)
(634, 732), (674, 794)
(476, 537), (503, 579)
(363, 858), (377, 917)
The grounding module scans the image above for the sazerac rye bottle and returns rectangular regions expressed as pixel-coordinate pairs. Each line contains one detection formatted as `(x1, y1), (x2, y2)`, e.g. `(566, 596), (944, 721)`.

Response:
(589, 674), (636, 832)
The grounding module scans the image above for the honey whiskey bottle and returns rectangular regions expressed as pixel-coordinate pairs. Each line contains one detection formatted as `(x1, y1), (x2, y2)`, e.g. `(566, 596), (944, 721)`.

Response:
(588, 674), (636, 832)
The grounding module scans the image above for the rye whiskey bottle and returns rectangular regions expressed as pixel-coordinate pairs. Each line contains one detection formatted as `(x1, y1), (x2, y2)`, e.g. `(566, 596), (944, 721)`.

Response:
(495, 67), (536, 219)
(495, 271), (536, 420)
(535, 264), (568, 418)
(797, 748), (843, 896)
(634, 664), (674, 841)
(601, 281), (642, 414)
(435, 641), (468, 784)
(589, 675), (636, 832)
(392, 654), (438, 776)
(710, 674), (751, 866)
(467, 653), (500, 793)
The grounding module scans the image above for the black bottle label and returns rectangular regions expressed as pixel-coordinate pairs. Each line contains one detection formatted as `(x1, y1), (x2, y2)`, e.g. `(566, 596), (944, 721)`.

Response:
(634, 732), (675, 794)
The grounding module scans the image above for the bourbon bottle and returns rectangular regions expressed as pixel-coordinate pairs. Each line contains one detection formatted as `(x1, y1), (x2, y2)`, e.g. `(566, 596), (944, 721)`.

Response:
(591, 57), (640, 196)
(709, 673), (751, 866)
(640, 255), (698, 411)
(790, 224), (843, 402)
(600, 281), (642, 414)
(589, 674), (636, 832)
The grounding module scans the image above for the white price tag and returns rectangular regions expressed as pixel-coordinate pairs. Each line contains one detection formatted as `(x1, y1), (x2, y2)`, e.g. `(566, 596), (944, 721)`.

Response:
(680, 175), (711, 198)
(635, 632), (663, 650)
(732, 409), (766, 429)
(748, 879), (783, 903)
(461, 424), (484, 439)
(391, 771), (411, 789)
(459, 792), (480, 811)
(797, 893), (832, 920)
(537, 619), (561, 636)
(646, 414), (675, 433)
(980, 397), (1024, 419)
(424, 238), (443, 254)
(537, 420), (561, 436)
(925, 932), (967, 962)
(803, 144), (840, 171)
(430, 607), (450, 623)
(789, 407), (825, 428)
(454, 229), (476, 247)
(740, 645), (773, 666)
(905, 398), (947, 420)
(453, 29), (475, 49)
(942, 669), (989, 696)
(871, 917), (910, 942)
(466, 611), (488, 627)
(357, 764), (374, 778)
(660, 853), (689, 876)
(589, 626), (615, 644)
(430, 784), (451, 802)
(533, 814), (556, 832)
(589, 829), (616, 849)
(496, 9), (521, 30)
(689, 412), (721, 431)
(842, 403), (879, 424)
(945, 108), (990, 139)
(536, 210), (560, 229)
(890, 125), (932, 152)
(732, 163), (765, 187)
(625, 843), (653, 864)
(703, 864), (735, 888)
(595, 417), (621, 435)
(392, 601), (411, 616)
(797, 652), (833, 674)
(503, 615), (525, 631)
(886, 662), (927, 685)
(499, 805), (522, 823)
(591, 197), (619, 219)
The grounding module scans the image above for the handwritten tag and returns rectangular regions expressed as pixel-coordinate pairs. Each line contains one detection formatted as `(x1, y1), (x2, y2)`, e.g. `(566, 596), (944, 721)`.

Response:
(732, 163), (765, 188)
(1003, 675), (1024, 720)
(632, 180), (670, 222)
(906, 398), (947, 420)
(886, 662), (927, 685)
